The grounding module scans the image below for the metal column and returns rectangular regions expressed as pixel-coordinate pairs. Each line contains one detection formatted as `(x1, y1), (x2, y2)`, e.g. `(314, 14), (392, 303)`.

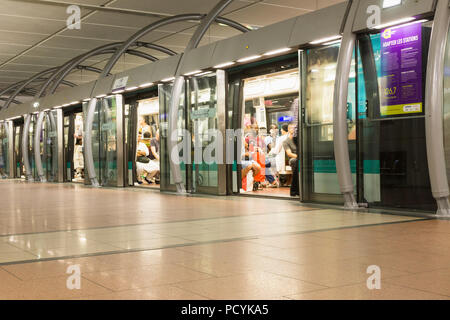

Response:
(7, 121), (14, 179)
(21, 114), (33, 181)
(34, 111), (46, 182)
(56, 109), (64, 182)
(425, 0), (450, 216)
(115, 94), (125, 187)
(333, 0), (359, 208)
(85, 98), (99, 186)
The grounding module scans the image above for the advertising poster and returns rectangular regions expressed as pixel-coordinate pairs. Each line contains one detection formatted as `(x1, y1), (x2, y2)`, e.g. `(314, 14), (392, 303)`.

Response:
(380, 22), (423, 116)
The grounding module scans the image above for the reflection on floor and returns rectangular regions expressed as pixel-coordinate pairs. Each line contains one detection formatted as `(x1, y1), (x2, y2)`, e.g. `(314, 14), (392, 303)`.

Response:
(134, 182), (160, 189)
(242, 186), (296, 198)
(0, 180), (449, 300)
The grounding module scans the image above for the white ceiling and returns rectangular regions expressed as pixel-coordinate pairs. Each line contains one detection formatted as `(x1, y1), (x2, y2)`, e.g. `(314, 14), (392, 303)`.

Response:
(0, 0), (345, 99)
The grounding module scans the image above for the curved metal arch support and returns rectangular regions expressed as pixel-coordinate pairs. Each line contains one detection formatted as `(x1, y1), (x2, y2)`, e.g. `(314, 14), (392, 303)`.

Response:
(43, 42), (125, 97)
(22, 114), (34, 181)
(332, 0), (359, 209)
(45, 45), (156, 97)
(0, 97), (21, 105)
(84, 8), (248, 189)
(100, 13), (249, 78)
(425, 0), (450, 216)
(169, 0), (236, 193)
(2, 67), (58, 110)
(135, 42), (177, 56)
(34, 111), (47, 182)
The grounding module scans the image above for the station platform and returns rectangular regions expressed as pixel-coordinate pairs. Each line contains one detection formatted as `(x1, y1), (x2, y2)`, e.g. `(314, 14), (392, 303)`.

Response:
(0, 180), (450, 299)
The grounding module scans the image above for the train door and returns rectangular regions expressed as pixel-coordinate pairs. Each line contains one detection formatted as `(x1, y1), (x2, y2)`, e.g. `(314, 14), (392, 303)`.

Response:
(132, 96), (160, 188)
(227, 56), (300, 198)
(300, 43), (356, 204)
(63, 106), (84, 183)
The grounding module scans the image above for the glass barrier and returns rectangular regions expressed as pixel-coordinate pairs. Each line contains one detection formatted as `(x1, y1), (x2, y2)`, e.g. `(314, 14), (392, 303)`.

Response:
(159, 82), (187, 191)
(357, 21), (434, 210)
(302, 43), (356, 202)
(0, 123), (9, 178)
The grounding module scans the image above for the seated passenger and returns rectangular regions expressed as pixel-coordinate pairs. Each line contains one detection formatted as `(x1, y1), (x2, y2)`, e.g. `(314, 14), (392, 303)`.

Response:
(241, 141), (262, 191)
(136, 131), (159, 185)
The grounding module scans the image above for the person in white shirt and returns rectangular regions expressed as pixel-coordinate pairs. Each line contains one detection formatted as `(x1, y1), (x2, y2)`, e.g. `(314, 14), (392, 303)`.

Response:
(269, 123), (289, 173)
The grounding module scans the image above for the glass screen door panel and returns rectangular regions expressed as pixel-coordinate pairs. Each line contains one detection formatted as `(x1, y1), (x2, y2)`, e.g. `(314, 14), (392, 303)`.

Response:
(14, 124), (23, 178)
(159, 83), (187, 192)
(302, 44), (356, 203)
(188, 71), (226, 195)
(85, 96), (123, 187)
(357, 21), (435, 210)
(0, 123), (9, 178)
(29, 115), (37, 179)
(43, 111), (58, 182)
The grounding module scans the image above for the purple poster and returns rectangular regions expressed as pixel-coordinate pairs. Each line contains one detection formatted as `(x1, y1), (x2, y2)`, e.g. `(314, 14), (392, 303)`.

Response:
(380, 22), (423, 116)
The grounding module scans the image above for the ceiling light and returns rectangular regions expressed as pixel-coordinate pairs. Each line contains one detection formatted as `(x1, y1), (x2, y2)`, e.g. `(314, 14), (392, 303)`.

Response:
(214, 61), (235, 68)
(96, 94), (106, 98)
(237, 55), (261, 63)
(322, 39), (342, 46)
(33, 102), (39, 108)
(139, 82), (153, 88)
(53, 106), (62, 109)
(70, 101), (79, 105)
(43, 109), (50, 112)
(125, 87), (138, 92)
(196, 71), (213, 77)
(62, 103), (70, 107)
(161, 77), (175, 82)
(310, 35), (342, 45)
(263, 48), (292, 56)
(82, 98), (91, 102)
(112, 89), (124, 94)
(383, 0), (401, 8)
(373, 17), (415, 29)
(184, 70), (203, 76)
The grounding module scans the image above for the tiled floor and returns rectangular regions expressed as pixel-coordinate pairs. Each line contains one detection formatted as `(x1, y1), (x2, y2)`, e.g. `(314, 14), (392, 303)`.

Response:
(1, 180), (450, 300)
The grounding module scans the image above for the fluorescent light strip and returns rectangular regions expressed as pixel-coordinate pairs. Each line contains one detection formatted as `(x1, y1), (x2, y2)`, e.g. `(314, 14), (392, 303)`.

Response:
(373, 17), (415, 29)
(53, 106), (62, 109)
(43, 109), (50, 112)
(112, 89), (124, 94)
(62, 103), (70, 107)
(322, 39), (342, 46)
(139, 82), (153, 88)
(214, 61), (235, 68)
(196, 71), (213, 77)
(184, 70), (202, 76)
(96, 94), (106, 98)
(70, 101), (79, 105)
(161, 77), (175, 82)
(383, 0), (401, 9)
(237, 55), (261, 63)
(263, 48), (291, 56)
(310, 35), (342, 45)
(125, 87), (138, 91)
